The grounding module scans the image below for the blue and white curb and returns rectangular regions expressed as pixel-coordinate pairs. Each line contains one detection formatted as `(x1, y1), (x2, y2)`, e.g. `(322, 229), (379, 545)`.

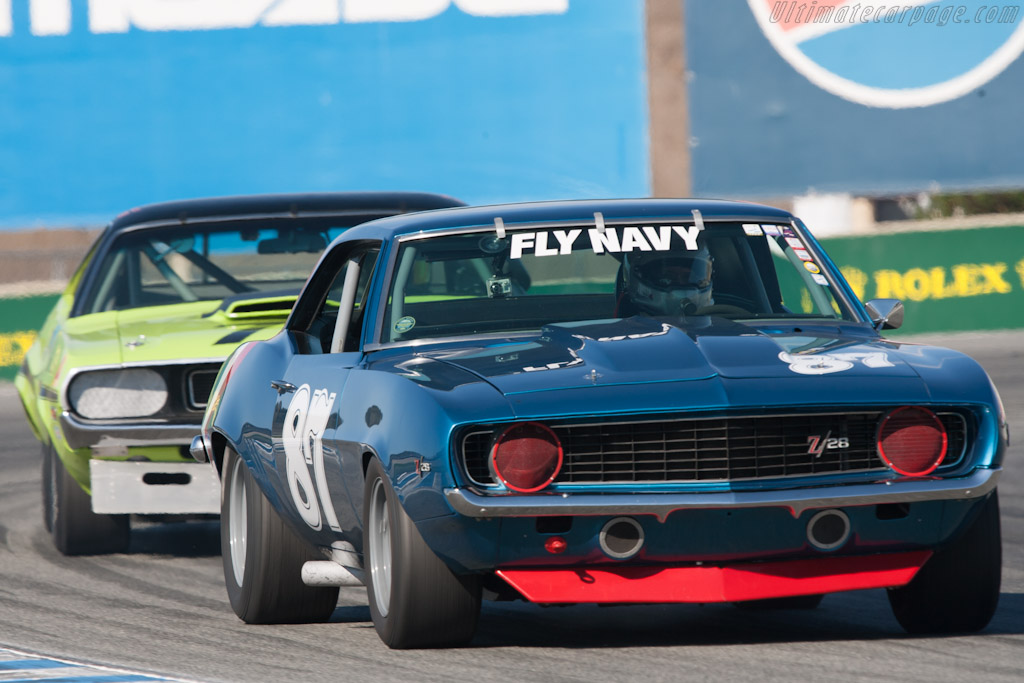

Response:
(0, 648), (197, 683)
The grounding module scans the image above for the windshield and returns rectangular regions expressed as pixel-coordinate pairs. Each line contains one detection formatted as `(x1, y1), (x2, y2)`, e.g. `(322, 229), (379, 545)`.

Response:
(381, 221), (856, 343)
(81, 220), (351, 314)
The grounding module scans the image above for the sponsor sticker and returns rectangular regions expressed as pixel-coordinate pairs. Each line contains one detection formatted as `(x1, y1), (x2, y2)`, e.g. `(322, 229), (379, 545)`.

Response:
(794, 248), (813, 261)
(804, 261), (821, 274)
(761, 224), (782, 236)
(743, 223), (764, 236)
(786, 237), (804, 248)
(812, 273), (830, 285)
(394, 316), (416, 333)
(509, 225), (701, 259)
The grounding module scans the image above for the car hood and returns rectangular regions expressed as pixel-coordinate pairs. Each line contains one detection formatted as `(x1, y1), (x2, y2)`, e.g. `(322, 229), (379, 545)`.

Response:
(417, 316), (920, 397)
(62, 299), (290, 367)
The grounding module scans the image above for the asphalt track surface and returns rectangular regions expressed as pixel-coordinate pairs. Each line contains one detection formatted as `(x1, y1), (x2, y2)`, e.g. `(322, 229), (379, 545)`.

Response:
(0, 331), (1022, 683)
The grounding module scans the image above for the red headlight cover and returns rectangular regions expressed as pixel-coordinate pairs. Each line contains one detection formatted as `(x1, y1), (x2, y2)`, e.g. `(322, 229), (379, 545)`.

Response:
(876, 406), (948, 476)
(490, 422), (563, 493)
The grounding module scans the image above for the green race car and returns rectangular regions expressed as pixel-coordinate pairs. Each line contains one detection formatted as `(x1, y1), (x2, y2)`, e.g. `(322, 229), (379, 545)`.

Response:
(16, 192), (463, 555)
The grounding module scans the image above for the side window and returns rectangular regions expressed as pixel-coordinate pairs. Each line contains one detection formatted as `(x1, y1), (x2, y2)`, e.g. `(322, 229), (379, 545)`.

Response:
(301, 246), (379, 354)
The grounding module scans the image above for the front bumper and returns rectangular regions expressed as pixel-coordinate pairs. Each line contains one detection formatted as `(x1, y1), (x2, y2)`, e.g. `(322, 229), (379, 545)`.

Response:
(443, 467), (1000, 520)
(60, 411), (200, 451)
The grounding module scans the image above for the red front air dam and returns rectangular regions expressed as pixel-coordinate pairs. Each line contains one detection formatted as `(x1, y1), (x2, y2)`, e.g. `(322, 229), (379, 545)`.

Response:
(496, 551), (932, 604)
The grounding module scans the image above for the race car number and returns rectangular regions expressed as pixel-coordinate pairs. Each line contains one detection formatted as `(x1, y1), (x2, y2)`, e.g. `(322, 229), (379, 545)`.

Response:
(282, 384), (341, 532)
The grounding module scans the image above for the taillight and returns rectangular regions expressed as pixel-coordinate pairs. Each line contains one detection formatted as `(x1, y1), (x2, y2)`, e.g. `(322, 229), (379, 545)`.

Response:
(876, 406), (948, 476)
(490, 422), (563, 492)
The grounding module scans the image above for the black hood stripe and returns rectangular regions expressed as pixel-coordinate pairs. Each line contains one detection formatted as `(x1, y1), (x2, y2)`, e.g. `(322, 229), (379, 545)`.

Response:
(215, 328), (260, 345)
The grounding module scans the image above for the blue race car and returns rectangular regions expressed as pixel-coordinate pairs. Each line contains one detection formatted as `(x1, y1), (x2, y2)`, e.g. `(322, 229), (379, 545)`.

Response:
(192, 199), (1007, 648)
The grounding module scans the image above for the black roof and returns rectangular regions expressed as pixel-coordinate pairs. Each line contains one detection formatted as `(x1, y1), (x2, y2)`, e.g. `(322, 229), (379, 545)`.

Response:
(108, 192), (465, 233)
(340, 197), (796, 242)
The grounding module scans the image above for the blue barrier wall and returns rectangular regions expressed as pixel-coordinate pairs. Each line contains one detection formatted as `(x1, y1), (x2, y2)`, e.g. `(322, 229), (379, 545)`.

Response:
(686, 0), (1024, 198)
(0, 0), (649, 228)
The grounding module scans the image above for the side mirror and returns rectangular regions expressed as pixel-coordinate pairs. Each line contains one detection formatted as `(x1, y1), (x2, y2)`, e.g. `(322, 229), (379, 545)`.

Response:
(865, 299), (904, 330)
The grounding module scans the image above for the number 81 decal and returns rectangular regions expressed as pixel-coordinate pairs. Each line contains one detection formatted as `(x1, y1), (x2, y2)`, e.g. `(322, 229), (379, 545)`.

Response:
(282, 384), (341, 532)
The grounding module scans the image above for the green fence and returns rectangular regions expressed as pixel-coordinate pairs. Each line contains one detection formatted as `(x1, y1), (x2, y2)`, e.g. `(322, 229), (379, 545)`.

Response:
(0, 294), (59, 381)
(822, 225), (1024, 335)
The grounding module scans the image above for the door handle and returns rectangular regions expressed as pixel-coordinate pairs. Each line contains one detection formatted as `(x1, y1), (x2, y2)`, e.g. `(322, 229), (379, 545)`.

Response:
(270, 379), (297, 394)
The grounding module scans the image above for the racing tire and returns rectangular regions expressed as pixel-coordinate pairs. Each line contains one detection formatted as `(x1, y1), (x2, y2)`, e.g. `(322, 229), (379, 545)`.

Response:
(363, 458), (481, 649)
(41, 443), (53, 532)
(887, 490), (1002, 634)
(45, 443), (130, 555)
(734, 594), (824, 611)
(221, 448), (339, 624)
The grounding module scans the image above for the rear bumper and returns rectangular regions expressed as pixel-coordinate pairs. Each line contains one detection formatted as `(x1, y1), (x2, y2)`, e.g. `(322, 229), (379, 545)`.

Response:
(89, 460), (220, 515)
(497, 550), (932, 604)
(444, 467), (1000, 520)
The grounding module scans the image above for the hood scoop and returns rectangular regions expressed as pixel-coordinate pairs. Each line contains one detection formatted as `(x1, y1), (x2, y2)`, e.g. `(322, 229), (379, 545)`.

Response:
(204, 294), (298, 321)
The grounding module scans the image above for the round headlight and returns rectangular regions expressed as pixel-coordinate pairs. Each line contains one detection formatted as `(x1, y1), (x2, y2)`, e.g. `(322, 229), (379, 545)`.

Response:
(876, 406), (948, 476)
(69, 368), (168, 419)
(490, 422), (563, 493)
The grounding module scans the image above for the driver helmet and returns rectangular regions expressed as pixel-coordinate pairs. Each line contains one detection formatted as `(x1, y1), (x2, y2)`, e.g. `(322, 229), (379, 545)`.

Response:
(622, 244), (714, 316)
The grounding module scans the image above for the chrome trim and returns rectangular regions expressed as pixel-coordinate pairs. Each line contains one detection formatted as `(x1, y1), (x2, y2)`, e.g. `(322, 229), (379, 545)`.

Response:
(443, 467), (1000, 521)
(60, 411), (201, 450)
(190, 434), (210, 463)
(270, 379), (298, 394)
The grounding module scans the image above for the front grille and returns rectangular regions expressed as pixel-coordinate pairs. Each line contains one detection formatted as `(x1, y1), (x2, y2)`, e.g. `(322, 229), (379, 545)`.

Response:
(186, 368), (220, 410)
(462, 410), (971, 487)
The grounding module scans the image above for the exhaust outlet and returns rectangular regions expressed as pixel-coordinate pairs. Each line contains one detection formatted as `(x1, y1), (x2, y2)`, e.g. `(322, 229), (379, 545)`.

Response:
(806, 509), (851, 551)
(599, 517), (645, 560)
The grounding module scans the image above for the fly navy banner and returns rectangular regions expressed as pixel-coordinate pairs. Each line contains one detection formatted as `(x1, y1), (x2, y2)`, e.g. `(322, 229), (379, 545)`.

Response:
(686, 1), (1024, 197)
(0, 0), (648, 229)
